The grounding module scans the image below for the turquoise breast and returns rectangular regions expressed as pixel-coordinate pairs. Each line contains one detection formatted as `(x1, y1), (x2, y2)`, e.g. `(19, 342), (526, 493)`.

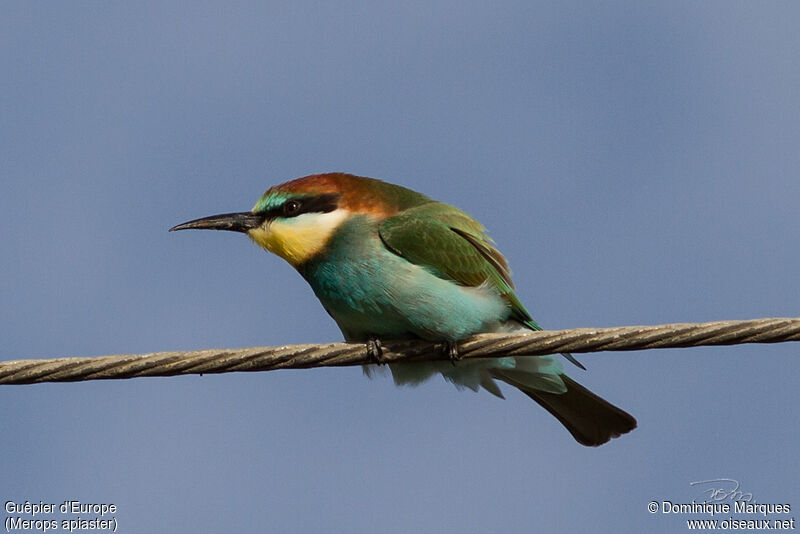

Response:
(298, 216), (511, 342)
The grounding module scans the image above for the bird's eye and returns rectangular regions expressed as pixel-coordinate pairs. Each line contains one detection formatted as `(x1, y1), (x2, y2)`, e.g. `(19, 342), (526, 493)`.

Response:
(283, 200), (301, 216)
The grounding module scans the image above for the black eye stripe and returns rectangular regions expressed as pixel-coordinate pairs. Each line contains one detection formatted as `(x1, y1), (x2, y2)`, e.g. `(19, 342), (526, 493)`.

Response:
(259, 193), (341, 220)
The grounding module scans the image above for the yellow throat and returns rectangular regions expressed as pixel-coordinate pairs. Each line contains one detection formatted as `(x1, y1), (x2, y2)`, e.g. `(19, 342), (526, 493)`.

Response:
(247, 209), (349, 266)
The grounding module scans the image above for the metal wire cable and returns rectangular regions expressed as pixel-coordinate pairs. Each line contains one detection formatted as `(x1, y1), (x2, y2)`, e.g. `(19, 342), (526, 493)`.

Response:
(1, 317), (797, 385)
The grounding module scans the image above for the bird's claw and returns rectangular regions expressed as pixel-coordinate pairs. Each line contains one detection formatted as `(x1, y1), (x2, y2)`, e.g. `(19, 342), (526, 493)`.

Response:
(366, 338), (385, 364)
(445, 341), (461, 365)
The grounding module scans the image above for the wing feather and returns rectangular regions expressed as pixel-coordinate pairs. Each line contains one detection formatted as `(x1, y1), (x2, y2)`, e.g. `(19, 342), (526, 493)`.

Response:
(379, 202), (534, 325)
(379, 201), (585, 369)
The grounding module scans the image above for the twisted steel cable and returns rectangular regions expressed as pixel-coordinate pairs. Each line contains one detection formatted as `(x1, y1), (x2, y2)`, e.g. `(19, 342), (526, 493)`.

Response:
(1, 317), (798, 385)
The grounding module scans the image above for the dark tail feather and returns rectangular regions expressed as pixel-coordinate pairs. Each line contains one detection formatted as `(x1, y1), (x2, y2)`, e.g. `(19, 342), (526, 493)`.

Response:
(495, 371), (637, 446)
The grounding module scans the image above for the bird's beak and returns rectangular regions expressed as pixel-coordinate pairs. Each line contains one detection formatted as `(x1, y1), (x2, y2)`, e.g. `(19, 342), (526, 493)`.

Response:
(169, 212), (265, 233)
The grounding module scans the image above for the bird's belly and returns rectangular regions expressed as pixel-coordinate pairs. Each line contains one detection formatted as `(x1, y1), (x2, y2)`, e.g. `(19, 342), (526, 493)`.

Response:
(303, 253), (511, 342)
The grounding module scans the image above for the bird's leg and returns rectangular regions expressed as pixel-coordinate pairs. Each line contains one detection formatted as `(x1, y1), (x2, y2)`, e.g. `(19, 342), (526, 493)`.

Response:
(445, 341), (461, 365)
(366, 337), (386, 364)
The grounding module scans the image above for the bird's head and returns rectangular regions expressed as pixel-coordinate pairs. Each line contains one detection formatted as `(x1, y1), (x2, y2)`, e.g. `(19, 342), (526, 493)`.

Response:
(170, 173), (428, 267)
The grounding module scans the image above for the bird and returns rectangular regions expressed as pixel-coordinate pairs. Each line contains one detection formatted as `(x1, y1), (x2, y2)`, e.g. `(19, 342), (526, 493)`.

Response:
(170, 172), (636, 446)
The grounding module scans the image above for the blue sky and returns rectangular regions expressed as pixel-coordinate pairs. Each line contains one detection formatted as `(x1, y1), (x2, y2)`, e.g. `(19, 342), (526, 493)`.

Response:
(1, 2), (798, 532)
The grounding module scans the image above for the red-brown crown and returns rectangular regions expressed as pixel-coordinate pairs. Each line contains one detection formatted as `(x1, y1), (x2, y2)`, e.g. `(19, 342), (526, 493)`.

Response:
(263, 173), (431, 218)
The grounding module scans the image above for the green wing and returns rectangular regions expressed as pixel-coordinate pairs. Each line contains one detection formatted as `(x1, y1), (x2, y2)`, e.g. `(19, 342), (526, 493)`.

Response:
(378, 201), (541, 329)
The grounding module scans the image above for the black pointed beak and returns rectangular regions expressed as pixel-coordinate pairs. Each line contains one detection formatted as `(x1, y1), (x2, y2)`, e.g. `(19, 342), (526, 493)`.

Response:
(169, 212), (265, 233)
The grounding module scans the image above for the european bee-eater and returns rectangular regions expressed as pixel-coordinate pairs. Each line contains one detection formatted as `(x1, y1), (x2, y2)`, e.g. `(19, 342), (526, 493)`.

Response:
(171, 173), (636, 445)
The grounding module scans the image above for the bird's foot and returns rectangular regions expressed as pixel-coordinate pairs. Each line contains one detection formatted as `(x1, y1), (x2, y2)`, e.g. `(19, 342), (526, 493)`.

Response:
(366, 337), (386, 365)
(445, 341), (461, 366)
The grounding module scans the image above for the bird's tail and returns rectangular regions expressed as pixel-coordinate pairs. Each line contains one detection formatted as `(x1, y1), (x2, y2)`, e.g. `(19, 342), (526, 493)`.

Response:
(490, 368), (637, 446)
(375, 346), (636, 446)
